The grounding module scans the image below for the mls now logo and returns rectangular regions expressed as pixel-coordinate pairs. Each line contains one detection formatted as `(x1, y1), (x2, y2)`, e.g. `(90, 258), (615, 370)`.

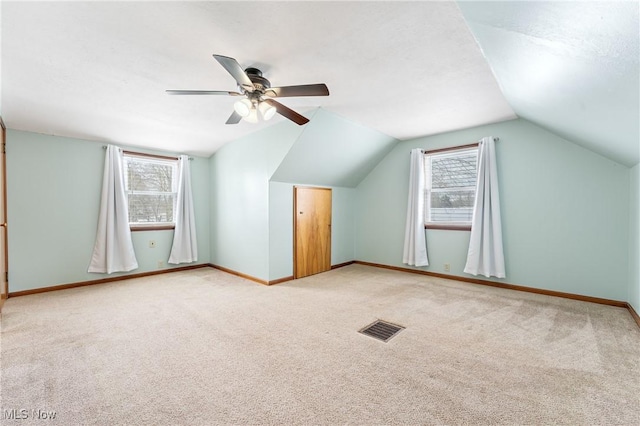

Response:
(2, 408), (57, 420)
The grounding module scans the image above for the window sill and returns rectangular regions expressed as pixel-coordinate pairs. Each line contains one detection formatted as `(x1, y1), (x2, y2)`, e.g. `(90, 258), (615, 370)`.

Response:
(130, 225), (175, 232)
(425, 224), (471, 231)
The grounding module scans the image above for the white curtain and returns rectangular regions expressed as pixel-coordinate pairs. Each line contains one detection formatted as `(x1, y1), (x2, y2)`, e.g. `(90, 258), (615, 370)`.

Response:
(88, 145), (138, 274)
(169, 155), (198, 264)
(464, 136), (505, 278)
(402, 148), (429, 266)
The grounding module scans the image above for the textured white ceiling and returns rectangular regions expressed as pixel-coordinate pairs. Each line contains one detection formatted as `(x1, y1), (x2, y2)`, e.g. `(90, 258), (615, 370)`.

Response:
(458, 1), (640, 167)
(1, 1), (515, 157)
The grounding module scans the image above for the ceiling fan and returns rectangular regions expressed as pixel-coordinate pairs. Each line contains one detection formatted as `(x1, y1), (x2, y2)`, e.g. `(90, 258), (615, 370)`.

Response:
(166, 54), (329, 126)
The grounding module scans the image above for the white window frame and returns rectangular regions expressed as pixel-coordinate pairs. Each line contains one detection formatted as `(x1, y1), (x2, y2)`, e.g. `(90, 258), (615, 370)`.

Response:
(123, 152), (178, 230)
(424, 145), (479, 230)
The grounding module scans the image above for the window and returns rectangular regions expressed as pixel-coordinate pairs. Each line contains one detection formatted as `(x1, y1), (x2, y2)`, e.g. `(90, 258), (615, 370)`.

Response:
(123, 153), (178, 229)
(424, 146), (478, 229)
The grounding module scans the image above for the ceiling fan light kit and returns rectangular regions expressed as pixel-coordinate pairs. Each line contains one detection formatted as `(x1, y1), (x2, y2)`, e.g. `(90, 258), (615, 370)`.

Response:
(233, 98), (252, 117)
(167, 54), (329, 126)
(243, 107), (259, 124)
(258, 101), (277, 121)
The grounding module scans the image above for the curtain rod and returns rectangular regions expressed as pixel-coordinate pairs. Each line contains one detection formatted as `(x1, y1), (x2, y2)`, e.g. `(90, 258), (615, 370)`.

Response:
(102, 145), (193, 160)
(411, 137), (499, 154)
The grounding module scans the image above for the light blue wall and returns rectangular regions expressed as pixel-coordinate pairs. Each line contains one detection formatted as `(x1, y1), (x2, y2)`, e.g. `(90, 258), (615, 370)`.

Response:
(6, 129), (211, 292)
(267, 109), (386, 280)
(8, 117), (635, 305)
(211, 109), (381, 282)
(268, 182), (355, 281)
(268, 181), (293, 281)
(209, 121), (304, 281)
(355, 118), (630, 301)
(629, 163), (640, 312)
(331, 186), (356, 266)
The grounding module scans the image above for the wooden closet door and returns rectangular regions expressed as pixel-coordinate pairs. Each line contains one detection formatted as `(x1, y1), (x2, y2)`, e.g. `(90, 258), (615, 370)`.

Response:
(294, 186), (332, 279)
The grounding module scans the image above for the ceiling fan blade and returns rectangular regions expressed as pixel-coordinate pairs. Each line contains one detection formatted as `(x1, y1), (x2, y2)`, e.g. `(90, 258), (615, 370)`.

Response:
(264, 84), (330, 98)
(213, 54), (255, 92)
(263, 99), (309, 125)
(225, 110), (243, 125)
(166, 90), (241, 96)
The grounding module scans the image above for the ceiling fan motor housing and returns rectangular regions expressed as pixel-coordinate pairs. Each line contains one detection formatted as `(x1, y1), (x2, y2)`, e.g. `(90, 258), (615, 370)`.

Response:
(244, 67), (271, 92)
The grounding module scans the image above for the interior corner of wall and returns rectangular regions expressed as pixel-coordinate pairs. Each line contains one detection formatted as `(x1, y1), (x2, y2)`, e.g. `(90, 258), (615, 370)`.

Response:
(308, 107), (321, 117)
(268, 113), (316, 182)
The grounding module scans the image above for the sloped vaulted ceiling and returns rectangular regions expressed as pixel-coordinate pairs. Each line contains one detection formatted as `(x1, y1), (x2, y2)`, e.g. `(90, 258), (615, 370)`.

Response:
(1, 1), (514, 157)
(271, 108), (399, 188)
(1, 1), (637, 166)
(458, 1), (640, 167)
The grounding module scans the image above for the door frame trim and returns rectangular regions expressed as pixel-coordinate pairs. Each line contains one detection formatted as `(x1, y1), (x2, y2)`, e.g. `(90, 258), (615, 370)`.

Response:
(293, 185), (332, 279)
(0, 116), (7, 308)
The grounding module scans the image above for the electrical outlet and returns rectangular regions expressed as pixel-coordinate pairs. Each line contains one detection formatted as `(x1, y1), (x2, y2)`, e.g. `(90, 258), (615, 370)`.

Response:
(149, 240), (156, 248)
(157, 261), (164, 269)
(444, 263), (451, 272)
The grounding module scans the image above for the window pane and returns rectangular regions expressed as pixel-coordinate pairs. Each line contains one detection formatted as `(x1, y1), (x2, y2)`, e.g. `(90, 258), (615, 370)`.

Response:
(431, 151), (477, 189)
(124, 155), (178, 225)
(126, 161), (175, 192)
(128, 194), (175, 224)
(424, 147), (478, 225)
(429, 189), (475, 222)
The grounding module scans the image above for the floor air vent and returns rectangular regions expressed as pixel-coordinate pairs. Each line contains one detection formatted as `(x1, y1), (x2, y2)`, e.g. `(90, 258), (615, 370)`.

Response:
(359, 320), (404, 342)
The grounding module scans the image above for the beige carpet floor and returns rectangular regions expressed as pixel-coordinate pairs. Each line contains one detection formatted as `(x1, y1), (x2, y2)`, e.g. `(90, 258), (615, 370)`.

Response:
(1, 264), (639, 425)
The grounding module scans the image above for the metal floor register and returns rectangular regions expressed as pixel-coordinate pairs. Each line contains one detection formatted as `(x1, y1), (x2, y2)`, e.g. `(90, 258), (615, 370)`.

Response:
(358, 320), (405, 342)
